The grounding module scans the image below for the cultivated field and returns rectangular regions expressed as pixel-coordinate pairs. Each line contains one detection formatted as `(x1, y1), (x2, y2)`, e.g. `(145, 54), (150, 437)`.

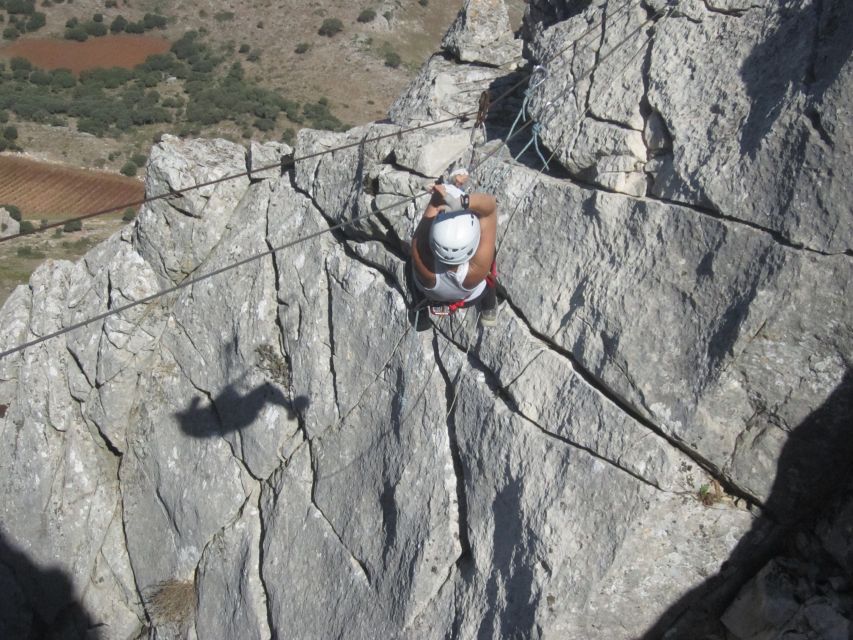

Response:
(0, 155), (142, 219)
(2, 35), (172, 73)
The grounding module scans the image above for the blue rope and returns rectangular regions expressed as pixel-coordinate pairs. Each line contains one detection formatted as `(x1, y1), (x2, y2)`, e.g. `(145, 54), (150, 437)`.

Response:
(507, 66), (552, 170)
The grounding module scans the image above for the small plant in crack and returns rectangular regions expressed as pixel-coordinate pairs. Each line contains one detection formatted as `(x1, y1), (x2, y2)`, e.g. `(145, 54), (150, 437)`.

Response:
(145, 578), (197, 629)
(256, 344), (291, 388)
(698, 480), (723, 506)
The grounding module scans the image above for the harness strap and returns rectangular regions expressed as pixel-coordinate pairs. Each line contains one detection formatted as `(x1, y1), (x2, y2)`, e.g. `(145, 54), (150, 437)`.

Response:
(431, 260), (497, 317)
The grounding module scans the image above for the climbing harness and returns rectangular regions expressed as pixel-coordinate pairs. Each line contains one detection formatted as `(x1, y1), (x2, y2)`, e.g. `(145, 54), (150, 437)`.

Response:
(427, 261), (497, 318)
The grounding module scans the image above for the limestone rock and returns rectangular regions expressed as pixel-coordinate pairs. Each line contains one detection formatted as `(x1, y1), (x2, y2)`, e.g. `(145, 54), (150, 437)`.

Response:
(0, 207), (19, 237)
(442, 0), (523, 68)
(0, 1), (851, 638)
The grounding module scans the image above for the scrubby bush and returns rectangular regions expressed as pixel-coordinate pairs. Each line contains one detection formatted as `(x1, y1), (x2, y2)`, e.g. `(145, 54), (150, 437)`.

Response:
(3, 125), (17, 140)
(121, 207), (136, 222)
(357, 9), (376, 23)
(302, 100), (343, 131)
(214, 11), (234, 22)
(78, 117), (107, 136)
(131, 152), (146, 166)
(25, 11), (45, 31)
(124, 21), (144, 33)
(142, 13), (167, 30)
(0, 110), (7, 122)
(62, 218), (82, 232)
(120, 161), (137, 176)
(92, 12), (103, 22)
(253, 117), (274, 131)
(65, 17), (78, 28)
(419, 0), (428, 6)
(19, 220), (35, 234)
(2, 26), (19, 40)
(318, 17), (343, 37)
(6, 0), (35, 14)
(50, 68), (76, 88)
(384, 50), (401, 68)
(246, 49), (260, 62)
(65, 26), (88, 41)
(239, 43), (250, 53)
(83, 21), (107, 36)
(28, 69), (50, 85)
(17, 245), (46, 258)
(294, 42), (310, 54)
(110, 15), (126, 33)
(10, 57), (31, 72)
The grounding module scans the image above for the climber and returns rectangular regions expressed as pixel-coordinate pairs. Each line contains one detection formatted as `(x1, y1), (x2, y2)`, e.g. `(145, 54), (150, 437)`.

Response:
(409, 181), (498, 329)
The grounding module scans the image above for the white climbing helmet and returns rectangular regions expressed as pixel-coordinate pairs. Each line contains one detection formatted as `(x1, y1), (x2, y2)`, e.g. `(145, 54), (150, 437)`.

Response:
(430, 210), (480, 265)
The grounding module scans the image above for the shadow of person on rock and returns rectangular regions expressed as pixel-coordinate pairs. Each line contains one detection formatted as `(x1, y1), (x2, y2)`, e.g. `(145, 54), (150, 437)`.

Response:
(175, 382), (310, 438)
(641, 368), (853, 638)
(739, 0), (853, 158)
(0, 530), (101, 639)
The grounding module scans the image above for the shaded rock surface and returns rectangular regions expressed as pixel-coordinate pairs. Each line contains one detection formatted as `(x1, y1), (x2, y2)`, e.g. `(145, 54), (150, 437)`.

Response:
(0, 0), (851, 638)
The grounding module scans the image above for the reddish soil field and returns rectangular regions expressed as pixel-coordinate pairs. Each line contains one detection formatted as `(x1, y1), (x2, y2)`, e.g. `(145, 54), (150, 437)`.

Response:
(0, 35), (171, 73)
(0, 155), (142, 219)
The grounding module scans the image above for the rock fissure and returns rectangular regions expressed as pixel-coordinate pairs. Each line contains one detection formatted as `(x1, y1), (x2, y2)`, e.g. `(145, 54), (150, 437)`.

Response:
(701, 0), (762, 17)
(435, 323), (669, 493)
(432, 332), (473, 563)
(323, 262), (341, 417)
(256, 489), (277, 639)
(306, 437), (372, 585)
(499, 295), (763, 507)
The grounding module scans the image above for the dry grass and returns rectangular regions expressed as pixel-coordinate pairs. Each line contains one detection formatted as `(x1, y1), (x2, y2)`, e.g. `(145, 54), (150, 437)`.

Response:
(145, 579), (197, 628)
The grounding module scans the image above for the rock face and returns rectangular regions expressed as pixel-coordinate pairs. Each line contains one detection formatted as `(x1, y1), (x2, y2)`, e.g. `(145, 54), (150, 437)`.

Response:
(0, 207), (20, 237)
(0, 1), (851, 639)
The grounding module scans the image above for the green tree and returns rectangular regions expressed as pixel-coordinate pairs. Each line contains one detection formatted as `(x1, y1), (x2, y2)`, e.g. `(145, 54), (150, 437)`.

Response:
(3, 125), (17, 140)
(120, 161), (137, 176)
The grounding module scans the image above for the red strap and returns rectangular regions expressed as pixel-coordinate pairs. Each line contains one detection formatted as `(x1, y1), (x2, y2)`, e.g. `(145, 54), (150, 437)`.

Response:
(486, 260), (498, 288)
(442, 261), (498, 315)
(448, 299), (467, 313)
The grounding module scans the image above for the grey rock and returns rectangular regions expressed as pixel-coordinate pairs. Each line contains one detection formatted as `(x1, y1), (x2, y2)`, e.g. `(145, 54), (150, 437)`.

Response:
(195, 490), (268, 640)
(0, 0), (851, 638)
(0, 207), (19, 238)
(722, 560), (801, 638)
(442, 0), (523, 68)
(248, 140), (290, 181)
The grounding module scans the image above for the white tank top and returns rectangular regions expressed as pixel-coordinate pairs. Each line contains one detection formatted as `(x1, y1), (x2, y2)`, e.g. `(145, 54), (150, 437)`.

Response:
(416, 261), (487, 303)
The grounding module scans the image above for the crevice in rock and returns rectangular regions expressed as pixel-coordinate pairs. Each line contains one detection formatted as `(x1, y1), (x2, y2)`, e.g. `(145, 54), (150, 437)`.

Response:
(562, 170), (847, 257)
(701, 0), (761, 17)
(495, 295), (763, 507)
(306, 436), (372, 584)
(431, 332), (472, 564)
(256, 489), (278, 639)
(586, 112), (643, 132)
(435, 323), (666, 492)
(323, 263), (341, 417)
(804, 107), (833, 148)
